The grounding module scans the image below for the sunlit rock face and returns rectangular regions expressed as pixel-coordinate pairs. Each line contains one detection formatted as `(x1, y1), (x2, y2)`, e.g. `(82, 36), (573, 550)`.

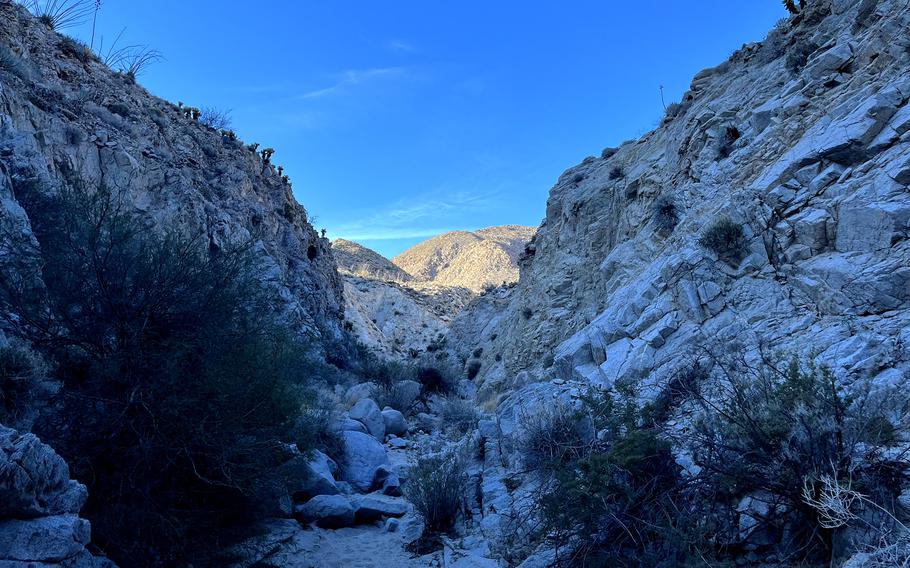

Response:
(451, 0), (910, 400)
(333, 226), (534, 359)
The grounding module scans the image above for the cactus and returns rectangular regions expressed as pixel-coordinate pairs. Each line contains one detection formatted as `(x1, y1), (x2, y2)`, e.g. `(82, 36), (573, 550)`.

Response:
(261, 147), (275, 162)
(783, 0), (799, 14)
(248, 143), (260, 152)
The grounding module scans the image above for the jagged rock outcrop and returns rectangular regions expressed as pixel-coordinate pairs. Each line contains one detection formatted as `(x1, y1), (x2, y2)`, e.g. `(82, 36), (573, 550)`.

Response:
(0, 1), (344, 340)
(455, 0), (910, 402)
(0, 424), (115, 567)
(392, 225), (536, 292)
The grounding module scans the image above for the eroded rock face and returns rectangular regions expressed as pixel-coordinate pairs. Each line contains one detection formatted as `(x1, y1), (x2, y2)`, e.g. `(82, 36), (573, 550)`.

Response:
(0, 424), (114, 567)
(453, 0), (910, 400)
(0, 1), (344, 341)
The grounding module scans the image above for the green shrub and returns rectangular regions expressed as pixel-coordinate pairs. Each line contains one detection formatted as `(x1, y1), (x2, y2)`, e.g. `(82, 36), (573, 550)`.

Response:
(0, 184), (318, 566)
(601, 147), (618, 160)
(417, 366), (452, 394)
(405, 447), (468, 534)
(371, 380), (419, 415)
(440, 396), (478, 433)
(652, 196), (678, 236)
(0, 339), (50, 428)
(698, 217), (746, 261)
(529, 356), (910, 566)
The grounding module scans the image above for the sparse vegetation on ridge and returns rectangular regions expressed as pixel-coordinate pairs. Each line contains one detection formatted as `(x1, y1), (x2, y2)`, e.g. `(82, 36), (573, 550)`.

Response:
(698, 216), (746, 261)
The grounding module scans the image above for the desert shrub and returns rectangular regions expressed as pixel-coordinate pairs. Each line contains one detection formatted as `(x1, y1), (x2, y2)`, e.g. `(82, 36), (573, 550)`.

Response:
(0, 338), (51, 428)
(530, 354), (910, 566)
(518, 402), (591, 473)
(472, 347), (484, 358)
(440, 396), (478, 433)
(371, 380), (419, 415)
(698, 217), (746, 261)
(106, 101), (130, 117)
(199, 106), (232, 130)
(571, 172), (584, 184)
(58, 36), (91, 63)
(0, 44), (28, 80)
(652, 195), (678, 236)
(417, 366), (452, 395)
(406, 447), (468, 534)
(0, 183), (317, 566)
(643, 360), (706, 424)
(535, 388), (692, 565)
(521, 307), (533, 319)
(601, 147), (618, 160)
(354, 349), (413, 387)
(293, 406), (346, 464)
(609, 166), (624, 180)
(21, 0), (94, 30)
(687, 357), (910, 563)
(466, 359), (481, 380)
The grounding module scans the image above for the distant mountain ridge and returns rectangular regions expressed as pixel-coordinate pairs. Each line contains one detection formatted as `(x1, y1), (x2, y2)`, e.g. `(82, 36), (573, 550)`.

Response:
(331, 225), (535, 358)
(332, 238), (413, 283)
(391, 225), (536, 291)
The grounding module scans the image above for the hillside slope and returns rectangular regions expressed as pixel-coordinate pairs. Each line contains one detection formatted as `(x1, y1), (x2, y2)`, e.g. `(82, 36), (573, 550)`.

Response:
(0, 2), (344, 339)
(392, 225), (535, 291)
(332, 238), (413, 282)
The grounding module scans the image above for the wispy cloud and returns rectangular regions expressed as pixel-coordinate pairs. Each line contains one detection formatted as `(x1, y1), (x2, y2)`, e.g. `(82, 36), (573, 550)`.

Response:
(328, 190), (501, 242)
(387, 39), (415, 53)
(297, 67), (406, 100)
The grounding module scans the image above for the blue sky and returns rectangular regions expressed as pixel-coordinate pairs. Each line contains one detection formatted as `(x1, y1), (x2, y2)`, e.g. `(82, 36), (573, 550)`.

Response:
(67, 1), (785, 258)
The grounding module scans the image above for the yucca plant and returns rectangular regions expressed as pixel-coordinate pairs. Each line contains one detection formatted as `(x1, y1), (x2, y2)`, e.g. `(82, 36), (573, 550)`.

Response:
(21, 0), (94, 30)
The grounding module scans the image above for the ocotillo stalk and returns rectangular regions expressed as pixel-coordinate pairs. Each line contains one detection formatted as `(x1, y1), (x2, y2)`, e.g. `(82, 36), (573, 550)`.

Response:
(91, 0), (102, 49)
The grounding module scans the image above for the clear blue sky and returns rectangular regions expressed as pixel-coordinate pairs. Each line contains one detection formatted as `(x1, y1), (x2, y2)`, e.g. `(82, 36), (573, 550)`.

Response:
(67, 1), (785, 258)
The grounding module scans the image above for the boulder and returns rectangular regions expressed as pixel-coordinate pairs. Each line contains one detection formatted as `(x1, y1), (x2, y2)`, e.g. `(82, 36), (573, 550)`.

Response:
(351, 495), (408, 523)
(280, 450), (339, 501)
(373, 465), (402, 496)
(344, 382), (377, 407)
(333, 418), (368, 434)
(295, 495), (355, 529)
(0, 515), (90, 563)
(0, 426), (87, 518)
(349, 399), (385, 440)
(340, 431), (388, 492)
(0, 425), (115, 567)
(381, 408), (408, 437)
(394, 380), (422, 408)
